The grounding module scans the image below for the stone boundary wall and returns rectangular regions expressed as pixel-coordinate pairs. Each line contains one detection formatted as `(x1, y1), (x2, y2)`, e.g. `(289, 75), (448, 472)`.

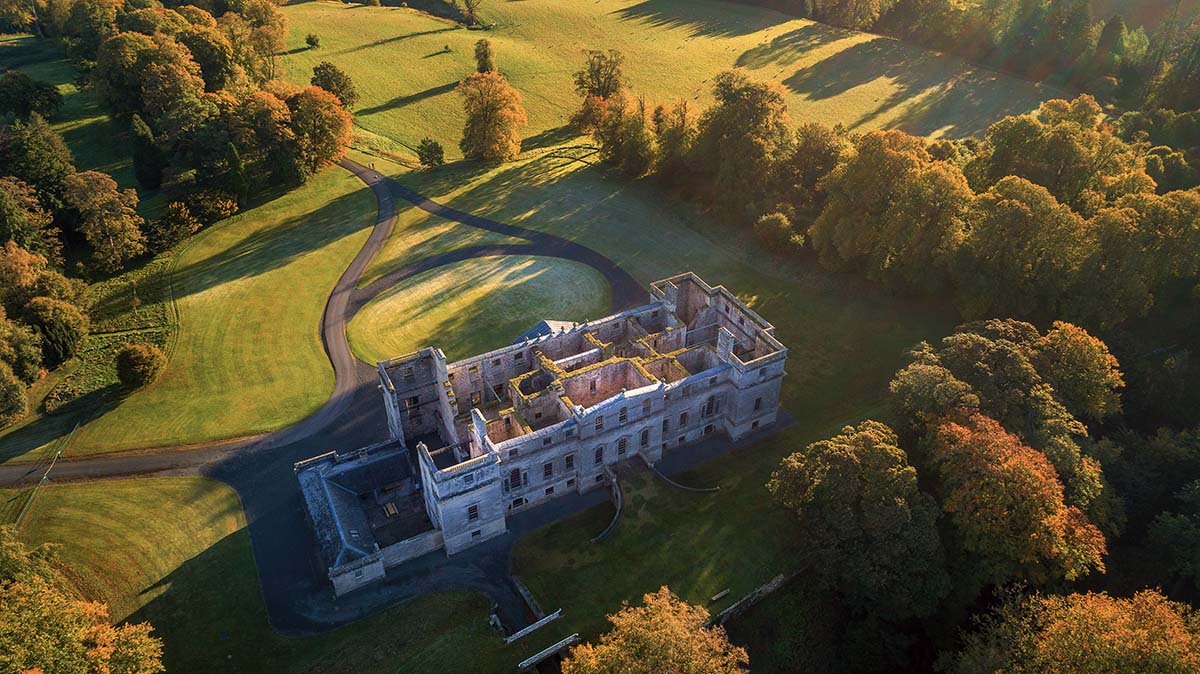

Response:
(708, 569), (803, 626)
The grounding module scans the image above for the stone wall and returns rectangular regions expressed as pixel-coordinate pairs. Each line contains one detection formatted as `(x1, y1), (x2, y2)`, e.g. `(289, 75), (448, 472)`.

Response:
(380, 529), (445, 566)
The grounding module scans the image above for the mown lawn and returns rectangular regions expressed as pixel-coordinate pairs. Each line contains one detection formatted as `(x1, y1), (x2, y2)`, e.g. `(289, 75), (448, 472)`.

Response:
(2, 167), (376, 458)
(67, 168), (375, 453)
(6, 477), (509, 674)
(348, 254), (610, 364)
(281, 0), (1057, 160)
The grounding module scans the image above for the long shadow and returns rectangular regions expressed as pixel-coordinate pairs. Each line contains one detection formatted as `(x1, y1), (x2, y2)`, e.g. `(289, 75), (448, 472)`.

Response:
(734, 22), (850, 69)
(0, 385), (124, 464)
(782, 37), (1046, 138)
(611, 0), (791, 37)
(332, 26), (459, 56)
(355, 81), (458, 117)
(166, 188), (372, 302)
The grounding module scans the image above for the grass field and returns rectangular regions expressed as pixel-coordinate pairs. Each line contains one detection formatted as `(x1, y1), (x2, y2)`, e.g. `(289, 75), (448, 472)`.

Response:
(0, 167), (376, 459)
(0, 34), (165, 217)
(281, 0), (1059, 160)
(348, 255), (611, 364)
(5, 477), (510, 674)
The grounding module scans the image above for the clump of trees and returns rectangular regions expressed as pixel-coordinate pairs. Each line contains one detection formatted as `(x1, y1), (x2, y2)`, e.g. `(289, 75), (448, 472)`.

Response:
(562, 586), (748, 674)
(766, 318), (1127, 669)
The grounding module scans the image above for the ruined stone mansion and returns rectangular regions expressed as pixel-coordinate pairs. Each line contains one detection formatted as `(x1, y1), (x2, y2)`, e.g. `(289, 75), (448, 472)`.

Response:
(296, 273), (788, 596)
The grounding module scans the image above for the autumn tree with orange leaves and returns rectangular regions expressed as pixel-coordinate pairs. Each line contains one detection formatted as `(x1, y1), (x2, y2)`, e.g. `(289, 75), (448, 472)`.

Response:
(943, 589), (1200, 674)
(458, 71), (527, 163)
(929, 413), (1107, 585)
(562, 586), (748, 674)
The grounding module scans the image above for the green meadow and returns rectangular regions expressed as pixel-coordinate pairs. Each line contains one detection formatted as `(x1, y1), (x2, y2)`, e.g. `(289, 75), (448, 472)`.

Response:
(281, 0), (1059, 160)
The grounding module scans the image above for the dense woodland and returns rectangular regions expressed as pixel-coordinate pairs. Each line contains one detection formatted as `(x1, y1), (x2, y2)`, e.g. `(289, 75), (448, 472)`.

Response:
(0, 0), (353, 433)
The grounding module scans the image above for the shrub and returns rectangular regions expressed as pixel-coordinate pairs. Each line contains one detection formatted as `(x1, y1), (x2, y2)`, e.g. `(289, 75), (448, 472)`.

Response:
(24, 297), (88, 369)
(115, 342), (167, 390)
(755, 212), (805, 251)
(416, 138), (445, 168)
(305, 33), (320, 49)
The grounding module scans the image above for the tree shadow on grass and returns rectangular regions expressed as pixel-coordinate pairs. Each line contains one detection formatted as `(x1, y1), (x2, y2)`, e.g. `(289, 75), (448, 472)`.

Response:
(167, 186), (373, 302)
(356, 81), (458, 117)
(782, 37), (1047, 138)
(734, 22), (852, 69)
(610, 0), (791, 38)
(332, 26), (460, 56)
(0, 385), (123, 465)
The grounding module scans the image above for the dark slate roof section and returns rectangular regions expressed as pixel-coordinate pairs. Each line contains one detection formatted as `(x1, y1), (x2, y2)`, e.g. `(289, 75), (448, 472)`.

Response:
(296, 442), (410, 569)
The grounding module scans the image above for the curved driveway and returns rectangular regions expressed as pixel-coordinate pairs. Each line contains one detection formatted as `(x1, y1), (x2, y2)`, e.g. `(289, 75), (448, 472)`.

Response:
(0, 157), (644, 634)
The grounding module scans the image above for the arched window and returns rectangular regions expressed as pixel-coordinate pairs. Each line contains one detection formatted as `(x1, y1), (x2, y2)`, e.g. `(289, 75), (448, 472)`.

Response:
(594, 446), (604, 465)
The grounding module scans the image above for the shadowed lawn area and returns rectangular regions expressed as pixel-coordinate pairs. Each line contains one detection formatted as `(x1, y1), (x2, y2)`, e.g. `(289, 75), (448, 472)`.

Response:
(0, 34), (165, 217)
(7, 477), (510, 674)
(62, 167), (374, 454)
(349, 254), (611, 364)
(281, 0), (1059, 160)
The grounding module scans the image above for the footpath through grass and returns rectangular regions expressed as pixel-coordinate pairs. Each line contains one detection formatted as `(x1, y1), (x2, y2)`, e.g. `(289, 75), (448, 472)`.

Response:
(7, 477), (509, 674)
(349, 254), (611, 364)
(282, 0), (1058, 160)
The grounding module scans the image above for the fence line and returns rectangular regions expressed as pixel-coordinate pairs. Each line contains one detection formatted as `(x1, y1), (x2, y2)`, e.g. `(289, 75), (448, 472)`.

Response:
(13, 423), (77, 531)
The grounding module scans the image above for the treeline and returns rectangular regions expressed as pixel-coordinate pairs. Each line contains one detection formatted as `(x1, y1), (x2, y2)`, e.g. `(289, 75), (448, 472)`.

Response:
(574, 53), (1200, 420)
(742, 0), (1200, 111)
(0, 0), (354, 430)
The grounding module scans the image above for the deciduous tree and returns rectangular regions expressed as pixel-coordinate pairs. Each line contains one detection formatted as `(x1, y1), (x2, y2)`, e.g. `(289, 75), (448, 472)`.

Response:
(1034, 321), (1124, 421)
(573, 49), (626, 100)
(310, 61), (358, 109)
(474, 38), (495, 73)
(457, 71), (527, 163)
(286, 86), (352, 179)
(64, 171), (146, 272)
(769, 421), (949, 618)
(929, 413), (1106, 585)
(0, 176), (59, 261)
(115, 342), (167, 390)
(23, 296), (88, 368)
(562, 586), (748, 674)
